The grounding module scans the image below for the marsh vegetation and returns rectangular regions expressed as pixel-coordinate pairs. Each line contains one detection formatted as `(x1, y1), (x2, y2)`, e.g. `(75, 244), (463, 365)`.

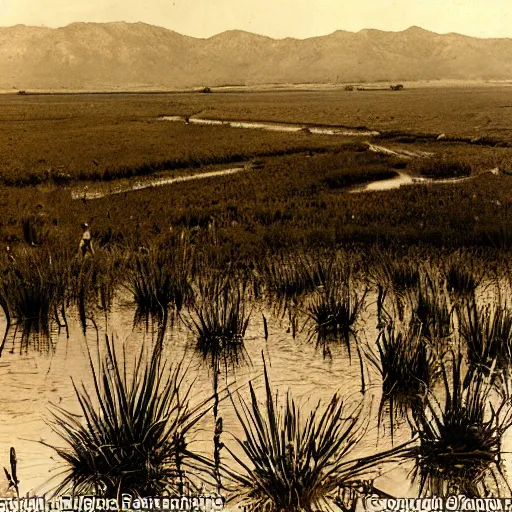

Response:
(1, 89), (512, 506)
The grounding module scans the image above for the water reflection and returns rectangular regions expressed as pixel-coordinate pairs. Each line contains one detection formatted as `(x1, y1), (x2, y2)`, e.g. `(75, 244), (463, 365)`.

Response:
(0, 324), (60, 357)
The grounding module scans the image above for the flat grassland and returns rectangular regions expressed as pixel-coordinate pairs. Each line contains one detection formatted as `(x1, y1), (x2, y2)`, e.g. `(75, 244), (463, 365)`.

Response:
(2, 86), (512, 183)
(161, 86), (512, 140)
(0, 93), (347, 185)
(2, 87), (512, 255)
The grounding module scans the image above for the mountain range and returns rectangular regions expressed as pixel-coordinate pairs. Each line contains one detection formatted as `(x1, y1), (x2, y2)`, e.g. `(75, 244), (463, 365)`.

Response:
(2, 22), (512, 90)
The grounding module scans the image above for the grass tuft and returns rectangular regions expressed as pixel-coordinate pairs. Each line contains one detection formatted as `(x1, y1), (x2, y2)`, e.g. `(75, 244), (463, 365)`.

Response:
(225, 361), (411, 511)
(48, 335), (215, 498)
(305, 283), (366, 356)
(366, 321), (437, 430)
(189, 279), (251, 370)
(411, 349), (512, 496)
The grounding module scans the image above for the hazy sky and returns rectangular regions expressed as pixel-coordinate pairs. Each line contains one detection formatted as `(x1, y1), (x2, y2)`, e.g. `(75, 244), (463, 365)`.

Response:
(1, 0), (511, 39)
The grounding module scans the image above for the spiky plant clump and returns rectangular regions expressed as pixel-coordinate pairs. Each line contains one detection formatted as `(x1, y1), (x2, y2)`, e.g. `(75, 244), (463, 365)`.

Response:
(411, 350), (512, 496)
(460, 302), (512, 372)
(190, 280), (250, 370)
(49, 336), (215, 498)
(127, 240), (193, 322)
(225, 363), (411, 512)
(0, 247), (70, 333)
(414, 288), (453, 344)
(366, 321), (437, 426)
(305, 284), (366, 353)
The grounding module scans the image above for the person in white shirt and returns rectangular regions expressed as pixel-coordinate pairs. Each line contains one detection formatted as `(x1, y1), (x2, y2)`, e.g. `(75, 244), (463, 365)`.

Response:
(79, 223), (95, 257)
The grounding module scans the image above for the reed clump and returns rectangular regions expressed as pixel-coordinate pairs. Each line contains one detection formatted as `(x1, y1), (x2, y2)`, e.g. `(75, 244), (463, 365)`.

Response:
(49, 336), (215, 497)
(414, 286), (453, 345)
(459, 302), (512, 372)
(0, 247), (70, 333)
(366, 321), (437, 426)
(69, 248), (125, 332)
(260, 253), (318, 312)
(445, 263), (480, 301)
(410, 350), (512, 496)
(305, 283), (366, 353)
(375, 258), (421, 321)
(189, 278), (251, 370)
(225, 363), (411, 512)
(126, 236), (194, 323)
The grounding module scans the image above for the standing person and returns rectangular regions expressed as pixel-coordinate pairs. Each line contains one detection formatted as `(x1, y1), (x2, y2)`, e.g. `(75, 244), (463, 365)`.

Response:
(79, 223), (95, 257)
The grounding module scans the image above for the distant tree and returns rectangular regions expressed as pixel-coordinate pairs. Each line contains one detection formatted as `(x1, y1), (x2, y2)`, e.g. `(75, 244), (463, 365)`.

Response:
(17, 90), (26, 95)
(390, 84), (404, 91)
(201, 87), (212, 93)
(344, 85), (354, 91)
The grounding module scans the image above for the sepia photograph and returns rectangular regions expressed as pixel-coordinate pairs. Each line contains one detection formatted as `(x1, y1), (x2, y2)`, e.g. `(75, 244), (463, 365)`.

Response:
(1, 0), (512, 510)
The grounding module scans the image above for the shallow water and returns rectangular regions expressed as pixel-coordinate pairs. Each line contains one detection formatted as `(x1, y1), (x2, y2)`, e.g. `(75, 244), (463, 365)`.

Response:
(1, 288), (510, 502)
(351, 170), (480, 193)
(70, 166), (249, 200)
(0, 295), (415, 499)
(368, 144), (435, 159)
(160, 116), (380, 137)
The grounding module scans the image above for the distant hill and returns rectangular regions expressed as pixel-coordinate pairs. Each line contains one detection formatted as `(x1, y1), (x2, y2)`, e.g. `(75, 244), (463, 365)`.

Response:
(2, 22), (512, 90)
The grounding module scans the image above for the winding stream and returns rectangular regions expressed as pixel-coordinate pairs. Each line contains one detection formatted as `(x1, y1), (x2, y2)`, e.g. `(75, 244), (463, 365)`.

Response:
(71, 162), (493, 201)
(70, 118), (499, 200)
(71, 166), (249, 200)
(160, 115), (381, 137)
